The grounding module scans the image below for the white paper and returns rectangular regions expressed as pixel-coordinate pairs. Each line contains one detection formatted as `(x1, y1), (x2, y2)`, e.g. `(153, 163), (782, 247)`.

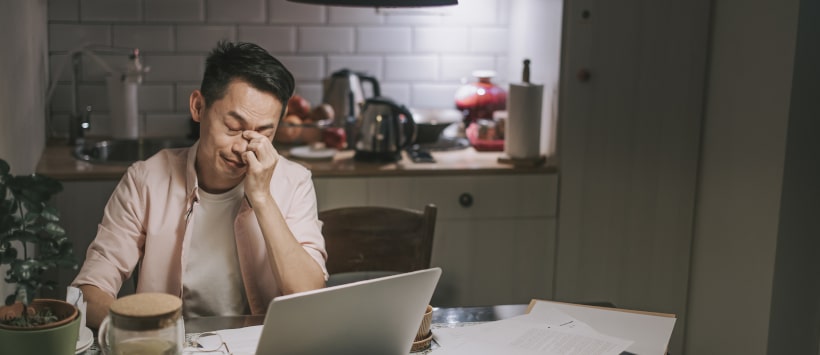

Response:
(433, 308), (632, 355)
(530, 301), (677, 355)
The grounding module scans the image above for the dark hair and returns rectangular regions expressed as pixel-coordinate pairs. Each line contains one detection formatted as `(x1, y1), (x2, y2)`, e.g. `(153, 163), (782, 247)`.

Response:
(200, 41), (295, 117)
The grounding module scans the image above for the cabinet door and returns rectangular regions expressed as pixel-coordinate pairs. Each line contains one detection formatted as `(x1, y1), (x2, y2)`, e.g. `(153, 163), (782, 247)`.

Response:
(313, 177), (368, 211)
(431, 217), (555, 307)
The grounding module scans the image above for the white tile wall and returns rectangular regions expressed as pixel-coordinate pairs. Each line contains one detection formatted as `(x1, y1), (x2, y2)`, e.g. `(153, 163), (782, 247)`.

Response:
(46, 0), (535, 138)
(177, 25), (236, 52)
(268, 0), (325, 24)
(414, 27), (469, 53)
(48, 0), (78, 21)
(80, 0), (141, 22)
(238, 26), (296, 53)
(113, 25), (174, 51)
(357, 27), (412, 53)
(144, 0), (204, 23)
(206, 0), (266, 23)
(299, 27), (355, 53)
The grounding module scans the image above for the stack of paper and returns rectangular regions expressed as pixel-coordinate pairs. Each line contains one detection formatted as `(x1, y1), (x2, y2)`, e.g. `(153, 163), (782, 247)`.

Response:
(433, 300), (676, 355)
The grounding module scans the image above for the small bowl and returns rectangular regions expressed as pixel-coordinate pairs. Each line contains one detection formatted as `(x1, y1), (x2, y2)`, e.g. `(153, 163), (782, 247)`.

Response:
(410, 331), (433, 352)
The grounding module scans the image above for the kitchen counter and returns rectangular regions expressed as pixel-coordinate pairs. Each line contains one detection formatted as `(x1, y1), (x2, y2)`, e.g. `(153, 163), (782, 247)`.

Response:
(36, 143), (556, 181)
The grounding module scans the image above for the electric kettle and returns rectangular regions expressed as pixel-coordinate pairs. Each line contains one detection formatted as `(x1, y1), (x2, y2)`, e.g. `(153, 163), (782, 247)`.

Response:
(353, 97), (417, 162)
(322, 69), (381, 146)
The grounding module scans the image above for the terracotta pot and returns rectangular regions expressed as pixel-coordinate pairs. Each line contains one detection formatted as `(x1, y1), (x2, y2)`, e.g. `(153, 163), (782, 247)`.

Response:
(0, 299), (79, 330)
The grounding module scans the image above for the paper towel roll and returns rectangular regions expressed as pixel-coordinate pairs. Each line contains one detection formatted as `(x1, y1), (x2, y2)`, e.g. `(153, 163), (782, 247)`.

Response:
(107, 76), (140, 139)
(505, 83), (544, 159)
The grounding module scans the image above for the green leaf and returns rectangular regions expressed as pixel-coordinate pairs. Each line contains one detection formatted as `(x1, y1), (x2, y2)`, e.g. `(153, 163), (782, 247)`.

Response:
(23, 212), (39, 226)
(44, 223), (66, 237)
(0, 159), (9, 176)
(41, 206), (60, 222)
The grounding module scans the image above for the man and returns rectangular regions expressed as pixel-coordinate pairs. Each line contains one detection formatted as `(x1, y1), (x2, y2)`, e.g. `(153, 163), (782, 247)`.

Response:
(72, 42), (327, 328)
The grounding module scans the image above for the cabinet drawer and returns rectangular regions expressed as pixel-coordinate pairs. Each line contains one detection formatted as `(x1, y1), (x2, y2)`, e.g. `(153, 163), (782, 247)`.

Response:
(368, 174), (557, 219)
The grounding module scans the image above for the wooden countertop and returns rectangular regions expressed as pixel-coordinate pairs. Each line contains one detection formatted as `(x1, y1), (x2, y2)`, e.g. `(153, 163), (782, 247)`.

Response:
(36, 143), (556, 181)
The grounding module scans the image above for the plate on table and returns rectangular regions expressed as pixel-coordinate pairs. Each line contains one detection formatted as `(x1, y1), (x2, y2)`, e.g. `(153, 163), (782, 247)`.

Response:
(76, 326), (93, 354)
(289, 145), (337, 160)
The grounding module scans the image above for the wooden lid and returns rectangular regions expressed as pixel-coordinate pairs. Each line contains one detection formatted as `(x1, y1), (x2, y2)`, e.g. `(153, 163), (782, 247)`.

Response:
(109, 293), (182, 331)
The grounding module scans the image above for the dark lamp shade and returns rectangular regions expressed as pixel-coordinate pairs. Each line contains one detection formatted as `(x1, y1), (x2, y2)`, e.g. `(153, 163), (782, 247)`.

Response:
(287, 0), (457, 7)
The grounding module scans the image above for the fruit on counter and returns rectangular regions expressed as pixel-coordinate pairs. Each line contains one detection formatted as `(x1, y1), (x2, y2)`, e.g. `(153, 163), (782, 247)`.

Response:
(308, 103), (335, 123)
(276, 114), (303, 143)
(287, 94), (312, 119)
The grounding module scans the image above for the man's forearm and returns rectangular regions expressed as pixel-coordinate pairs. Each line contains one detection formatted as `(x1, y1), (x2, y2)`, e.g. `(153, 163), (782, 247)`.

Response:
(79, 284), (115, 329)
(250, 195), (325, 294)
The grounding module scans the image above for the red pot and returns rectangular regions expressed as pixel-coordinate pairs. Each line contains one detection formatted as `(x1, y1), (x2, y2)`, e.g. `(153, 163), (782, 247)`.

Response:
(454, 70), (507, 125)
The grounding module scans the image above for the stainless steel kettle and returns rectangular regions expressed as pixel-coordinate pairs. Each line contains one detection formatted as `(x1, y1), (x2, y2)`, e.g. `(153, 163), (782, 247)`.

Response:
(353, 97), (417, 162)
(322, 69), (381, 138)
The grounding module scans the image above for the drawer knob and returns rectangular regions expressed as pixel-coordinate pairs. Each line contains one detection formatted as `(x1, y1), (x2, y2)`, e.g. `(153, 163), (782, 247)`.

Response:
(458, 193), (473, 208)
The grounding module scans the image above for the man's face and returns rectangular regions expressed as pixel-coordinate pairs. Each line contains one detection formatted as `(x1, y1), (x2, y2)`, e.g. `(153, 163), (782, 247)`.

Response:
(189, 80), (283, 193)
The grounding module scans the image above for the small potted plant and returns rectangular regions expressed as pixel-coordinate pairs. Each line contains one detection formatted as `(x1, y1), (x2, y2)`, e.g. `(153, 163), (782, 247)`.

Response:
(0, 158), (81, 354)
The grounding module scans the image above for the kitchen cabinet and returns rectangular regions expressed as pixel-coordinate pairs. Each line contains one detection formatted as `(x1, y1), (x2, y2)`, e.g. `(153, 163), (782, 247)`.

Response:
(556, 0), (711, 353)
(314, 173), (558, 307)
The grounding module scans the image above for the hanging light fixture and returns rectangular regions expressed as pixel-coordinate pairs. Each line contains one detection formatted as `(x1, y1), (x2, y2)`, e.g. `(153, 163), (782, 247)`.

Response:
(287, 0), (457, 7)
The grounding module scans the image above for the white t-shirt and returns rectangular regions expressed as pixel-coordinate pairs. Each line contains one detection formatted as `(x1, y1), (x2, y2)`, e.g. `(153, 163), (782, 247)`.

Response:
(182, 184), (249, 318)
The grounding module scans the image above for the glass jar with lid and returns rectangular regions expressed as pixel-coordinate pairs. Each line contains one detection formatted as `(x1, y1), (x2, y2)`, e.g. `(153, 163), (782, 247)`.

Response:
(98, 292), (184, 355)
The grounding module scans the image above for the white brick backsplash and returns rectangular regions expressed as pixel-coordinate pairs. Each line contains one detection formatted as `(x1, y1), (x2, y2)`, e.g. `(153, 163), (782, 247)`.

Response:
(411, 83), (460, 108)
(269, 0), (325, 24)
(45, 0), (545, 140)
(81, 53), (133, 81)
(469, 28), (508, 53)
(385, 56), (438, 81)
(383, 9), (446, 25)
(144, 114), (191, 137)
(49, 114), (70, 137)
(379, 83), (410, 106)
(80, 0), (141, 22)
(237, 26), (296, 53)
(206, 0), (265, 23)
(49, 54), (72, 82)
(278, 56), (324, 80)
(88, 113), (114, 137)
(328, 6), (382, 25)
(327, 56), (382, 78)
(50, 83), (110, 112)
(177, 26), (236, 52)
(48, 24), (110, 51)
(414, 27), (468, 53)
(447, 0), (499, 25)
(113, 25), (174, 52)
(175, 84), (200, 112)
(48, 0), (79, 21)
(143, 55), (205, 82)
(144, 0), (205, 23)
(357, 27), (411, 53)
(293, 83), (323, 107)
(441, 55), (495, 81)
(299, 27), (354, 53)
(138, 84), (174, 111)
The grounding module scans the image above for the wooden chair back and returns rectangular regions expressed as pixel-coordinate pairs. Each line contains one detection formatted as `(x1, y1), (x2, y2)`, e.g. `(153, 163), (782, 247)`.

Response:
(319, 204), (437, 276)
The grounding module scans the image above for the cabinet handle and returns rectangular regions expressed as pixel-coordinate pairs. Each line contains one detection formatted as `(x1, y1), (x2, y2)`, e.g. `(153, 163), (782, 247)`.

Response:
(458, 193), (473, 208)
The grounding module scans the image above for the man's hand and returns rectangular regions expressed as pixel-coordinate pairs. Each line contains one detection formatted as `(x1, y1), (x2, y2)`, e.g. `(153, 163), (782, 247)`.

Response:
(241, 130), (278, 203)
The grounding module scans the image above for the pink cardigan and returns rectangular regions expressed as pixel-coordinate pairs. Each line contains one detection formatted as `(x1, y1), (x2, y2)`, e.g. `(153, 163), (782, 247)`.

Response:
(72, 142), (328, 315)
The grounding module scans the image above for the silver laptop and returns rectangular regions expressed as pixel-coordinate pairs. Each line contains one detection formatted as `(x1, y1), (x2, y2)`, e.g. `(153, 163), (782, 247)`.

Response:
(255, 267), (442, 355)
